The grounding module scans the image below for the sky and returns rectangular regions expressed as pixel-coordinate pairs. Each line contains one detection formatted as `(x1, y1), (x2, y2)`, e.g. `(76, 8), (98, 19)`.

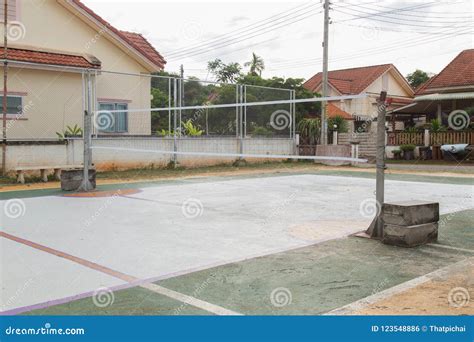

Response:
(83, 0), (474, 82)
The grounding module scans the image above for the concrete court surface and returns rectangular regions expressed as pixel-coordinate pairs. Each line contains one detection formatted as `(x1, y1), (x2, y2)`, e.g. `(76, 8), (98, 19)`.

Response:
(0, 172), (473, 315)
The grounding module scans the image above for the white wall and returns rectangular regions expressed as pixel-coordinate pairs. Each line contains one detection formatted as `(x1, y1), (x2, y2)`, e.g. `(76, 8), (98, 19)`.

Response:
(4, 138), (295, 172)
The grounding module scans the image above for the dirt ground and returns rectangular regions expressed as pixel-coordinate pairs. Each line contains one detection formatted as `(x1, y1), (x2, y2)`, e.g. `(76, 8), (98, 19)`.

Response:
(355, 265), (474, 315)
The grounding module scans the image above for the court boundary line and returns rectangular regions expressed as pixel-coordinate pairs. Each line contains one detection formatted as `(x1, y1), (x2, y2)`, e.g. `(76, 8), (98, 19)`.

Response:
(324, 256), (474, 315)
(0, 231), (239, 316)
(0, 230), (354, 316)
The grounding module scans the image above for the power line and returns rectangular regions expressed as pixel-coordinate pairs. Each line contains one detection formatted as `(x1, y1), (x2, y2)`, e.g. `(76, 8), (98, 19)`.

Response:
(358, 2), (472, 20)
(334, 5), (473, 25)
(166, 9), (323, 61)
(267, 26), (472, 70)
(164, 2), (320, 57)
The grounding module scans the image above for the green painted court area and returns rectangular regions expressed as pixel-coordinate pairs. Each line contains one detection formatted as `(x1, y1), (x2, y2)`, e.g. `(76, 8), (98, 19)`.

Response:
(25, 208), (473, 316)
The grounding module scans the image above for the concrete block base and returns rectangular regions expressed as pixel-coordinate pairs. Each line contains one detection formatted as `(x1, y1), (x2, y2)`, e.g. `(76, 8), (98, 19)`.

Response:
(383, 201), (439, 226)
(382, 222), (438, 247)
(61, 169), (96, 191)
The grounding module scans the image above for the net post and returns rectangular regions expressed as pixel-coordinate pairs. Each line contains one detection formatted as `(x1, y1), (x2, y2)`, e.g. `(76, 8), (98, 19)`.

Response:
(168, 78), (171, 134)
(367, 91), (387, 238)
(78, 70), (94, 192)
(173, 78), (178, 167)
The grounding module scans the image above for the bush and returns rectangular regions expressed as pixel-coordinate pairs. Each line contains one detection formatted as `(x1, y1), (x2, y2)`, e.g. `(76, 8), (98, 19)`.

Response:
(400, 144), (416, 152)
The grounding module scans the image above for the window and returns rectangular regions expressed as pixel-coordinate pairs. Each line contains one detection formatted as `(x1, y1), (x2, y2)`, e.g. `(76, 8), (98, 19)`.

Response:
(0, 95), (23, 115)
(0, 0), (18, 22)
(98, 102), (128, 133)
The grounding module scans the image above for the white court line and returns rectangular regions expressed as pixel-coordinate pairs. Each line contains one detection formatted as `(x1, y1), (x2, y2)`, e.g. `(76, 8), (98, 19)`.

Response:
(140, 283), (241, 316)
(324, 256), (474, 315)
(427, 243), (474, 254)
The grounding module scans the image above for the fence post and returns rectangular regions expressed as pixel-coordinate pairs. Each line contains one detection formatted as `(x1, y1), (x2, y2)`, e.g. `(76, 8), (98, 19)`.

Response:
(424, 129), (430, 147)
(333, 131), (338, 145)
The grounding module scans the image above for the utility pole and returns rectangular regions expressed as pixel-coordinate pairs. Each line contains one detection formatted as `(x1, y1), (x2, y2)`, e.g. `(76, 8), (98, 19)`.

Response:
(2, 0), (8, 176)
(320, 0), (330, 145)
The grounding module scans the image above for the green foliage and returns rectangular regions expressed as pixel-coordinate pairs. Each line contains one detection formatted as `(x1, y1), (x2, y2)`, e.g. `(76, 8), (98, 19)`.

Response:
(244, 52), (265, 76)
(157, 129), (174, 137)
(400, 144), (416, 152)
(238, 74), (321, 123)
(251, 125), (272, 136)
(297, 118), (320, 145)
(404, 126), (420, 133)
(328, 115), (349, 133)
(56, 124), (83, 140)
(406, 69), (430, 89)
(207, 59), (242, 83)
(429, 119), (447, 132)
(181, 120), (203, 136)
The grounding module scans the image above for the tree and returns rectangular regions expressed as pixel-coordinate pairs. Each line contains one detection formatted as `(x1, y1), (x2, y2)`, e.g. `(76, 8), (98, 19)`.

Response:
(207, 59), (242, 83)
(406, 69), (430, 89)
(244, 52), (265, 76)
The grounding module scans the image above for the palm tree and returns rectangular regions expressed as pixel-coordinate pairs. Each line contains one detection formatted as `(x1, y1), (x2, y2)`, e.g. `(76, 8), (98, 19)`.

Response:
(244, 53), (265, 76)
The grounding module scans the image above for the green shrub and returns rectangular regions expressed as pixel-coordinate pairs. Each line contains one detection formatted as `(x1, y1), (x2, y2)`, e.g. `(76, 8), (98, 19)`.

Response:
(400, 144), (416, 152)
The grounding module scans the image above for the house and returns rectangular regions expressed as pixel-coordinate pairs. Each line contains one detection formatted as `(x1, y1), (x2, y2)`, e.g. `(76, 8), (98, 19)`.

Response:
(0, 0), (166, 139)
(304, 64), (414, 132)
(396, 49), (474, 128)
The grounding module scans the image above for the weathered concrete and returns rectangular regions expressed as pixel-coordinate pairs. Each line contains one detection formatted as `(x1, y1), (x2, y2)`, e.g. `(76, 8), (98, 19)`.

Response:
(382, 200), (440, 247)
(383, 222), (438, 247)
(383, 201), (439, 226)
(4, 137), (295, 172)
(61, 169), (97, 191)
(1, 174), (470, 311)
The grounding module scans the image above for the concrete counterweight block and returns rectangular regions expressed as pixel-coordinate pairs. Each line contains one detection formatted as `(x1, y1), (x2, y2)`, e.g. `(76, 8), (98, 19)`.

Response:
(382, 201), (439, 247)
(61, 169), (97, 191)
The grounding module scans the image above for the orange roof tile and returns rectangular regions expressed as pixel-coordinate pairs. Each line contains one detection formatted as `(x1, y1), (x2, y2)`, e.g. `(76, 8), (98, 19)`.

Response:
(304, 64), (393, 94)
(416, 49), (474, 95)
(4, 47), (101, 69)
(71, 0), (166, 69)
(327, 103), (353, 120)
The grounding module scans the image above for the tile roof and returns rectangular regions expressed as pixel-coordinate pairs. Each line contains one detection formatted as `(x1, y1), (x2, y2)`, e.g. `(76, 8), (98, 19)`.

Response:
(304, 64), (393, 94)
(70, 0), (166, 69)
(416, 49), (474, 95)
(4, 47), (101, 69)
(327, 103), (353, 120)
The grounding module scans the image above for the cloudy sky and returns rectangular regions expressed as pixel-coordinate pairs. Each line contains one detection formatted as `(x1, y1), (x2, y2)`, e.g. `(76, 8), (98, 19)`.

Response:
(83, 0), (474, 81)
